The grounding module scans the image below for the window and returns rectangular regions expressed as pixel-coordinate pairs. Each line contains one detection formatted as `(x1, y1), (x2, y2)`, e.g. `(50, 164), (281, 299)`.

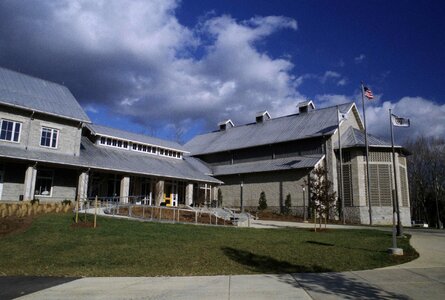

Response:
(40, 127), (58, 148)
(35, 170), (53, 197)
(100, 137), (106, 144)
(0, 119), (21, 142)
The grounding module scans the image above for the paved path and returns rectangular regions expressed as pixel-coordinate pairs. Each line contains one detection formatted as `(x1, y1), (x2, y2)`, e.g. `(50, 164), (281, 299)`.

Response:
(4, 222), (445, 300)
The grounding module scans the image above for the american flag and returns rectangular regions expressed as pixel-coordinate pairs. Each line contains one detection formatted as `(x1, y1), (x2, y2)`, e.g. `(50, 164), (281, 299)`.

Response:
(364, 86), (374, 99)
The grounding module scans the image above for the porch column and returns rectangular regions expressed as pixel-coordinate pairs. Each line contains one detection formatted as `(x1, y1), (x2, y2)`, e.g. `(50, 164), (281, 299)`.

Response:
(185, 183), (194, 206)
(23, 166), (37, 201)
(77, 171), (89, 209)
(212, 186), (218, 201)
(155, 179), (164, 206)
(120, 176), (130, 203)
(77, 171), (89, 201)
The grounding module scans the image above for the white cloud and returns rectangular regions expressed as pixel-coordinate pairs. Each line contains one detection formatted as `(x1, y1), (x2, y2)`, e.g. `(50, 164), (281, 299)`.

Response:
(365, 97), (445, 142)
(315, 94), (354, 107)
(0, 0), (302, 134)
(354, 54), (366, 64)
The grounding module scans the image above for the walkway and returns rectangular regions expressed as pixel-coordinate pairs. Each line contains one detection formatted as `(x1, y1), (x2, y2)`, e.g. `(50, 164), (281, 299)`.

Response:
(4, 222), (445, 299)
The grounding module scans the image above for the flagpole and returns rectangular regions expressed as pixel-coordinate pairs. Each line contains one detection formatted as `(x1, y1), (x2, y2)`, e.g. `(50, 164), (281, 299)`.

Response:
(389, 109), (398, 250)
(337, 105), (345, 224)
(361, 82), (373, 225)
(389, 109), (403, 236)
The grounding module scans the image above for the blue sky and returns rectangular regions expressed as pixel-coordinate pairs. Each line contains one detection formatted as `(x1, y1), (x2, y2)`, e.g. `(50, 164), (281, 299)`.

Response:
(0, 0), (444, 143)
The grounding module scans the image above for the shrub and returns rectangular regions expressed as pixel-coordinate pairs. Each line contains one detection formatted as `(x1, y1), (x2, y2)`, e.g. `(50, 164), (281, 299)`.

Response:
(61, 199), (72, 206)
(283, 193), (292, 215)
(258, 191), (268, 211)
(30, 198), (40, 205)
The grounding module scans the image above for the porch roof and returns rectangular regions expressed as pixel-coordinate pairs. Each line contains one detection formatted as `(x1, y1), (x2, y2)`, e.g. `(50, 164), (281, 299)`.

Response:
(0, 137), (221, 184)
(210, 155), (324, 176)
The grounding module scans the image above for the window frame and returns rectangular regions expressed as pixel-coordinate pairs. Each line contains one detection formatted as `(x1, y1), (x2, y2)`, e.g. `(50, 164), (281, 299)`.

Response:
(35, 169), (54, 197)
(0, 119), (22, 143)
(40, 127), (59, 149)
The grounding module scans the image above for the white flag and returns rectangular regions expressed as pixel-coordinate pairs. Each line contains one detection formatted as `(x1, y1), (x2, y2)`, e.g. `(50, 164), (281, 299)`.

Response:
(391, 114), (410, 127)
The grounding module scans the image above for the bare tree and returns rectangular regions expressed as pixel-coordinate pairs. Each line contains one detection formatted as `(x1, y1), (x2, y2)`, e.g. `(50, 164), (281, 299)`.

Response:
(405, 136), (445, 228)
(305, 166), (337, 230)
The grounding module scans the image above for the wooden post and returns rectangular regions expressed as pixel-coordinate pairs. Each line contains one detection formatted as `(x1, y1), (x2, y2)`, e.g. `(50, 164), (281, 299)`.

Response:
(159, 207), (162, 220)
(195, 211), (198, 224)
(209, 213), (211, 224)
(75, 196), (79, 223)
(142, 206), (145, 219)
(94, 195), (98, 228)
(314, 208), (316, 232)
(151, 206), (153, 220)
(177, 209), (180, 222)
(84, 200), (87, 222)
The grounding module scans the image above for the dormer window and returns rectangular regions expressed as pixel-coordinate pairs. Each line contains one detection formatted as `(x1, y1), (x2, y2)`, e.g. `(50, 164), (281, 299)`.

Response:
(298, 100), (316, 114)
(255, 111), (271, 123)
(218, 119), (235, 131)
(40, 127), (59, 149)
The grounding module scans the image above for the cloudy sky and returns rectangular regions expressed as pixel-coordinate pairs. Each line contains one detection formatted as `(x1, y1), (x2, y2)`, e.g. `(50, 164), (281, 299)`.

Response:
(0, 0), (444, 143)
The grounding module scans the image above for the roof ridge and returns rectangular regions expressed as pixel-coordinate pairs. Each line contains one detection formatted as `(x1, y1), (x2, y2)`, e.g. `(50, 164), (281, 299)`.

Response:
(0, 66), (68, 89)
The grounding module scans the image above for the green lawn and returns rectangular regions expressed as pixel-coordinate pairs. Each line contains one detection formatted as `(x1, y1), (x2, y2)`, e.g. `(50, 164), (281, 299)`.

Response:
(0, 214), (418, 276)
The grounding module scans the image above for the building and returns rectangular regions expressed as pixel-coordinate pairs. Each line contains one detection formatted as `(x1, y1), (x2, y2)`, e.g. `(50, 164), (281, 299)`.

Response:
(0, 67), (220, 207)
(0, 67), (411, 225)
(185, 101), (411, 226)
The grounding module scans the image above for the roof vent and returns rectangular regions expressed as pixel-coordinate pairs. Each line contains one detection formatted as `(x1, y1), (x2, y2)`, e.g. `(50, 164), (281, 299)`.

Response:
(297, 100), (315, 114)
(218, 119), (235, 131)
(255, 110), (271, 123)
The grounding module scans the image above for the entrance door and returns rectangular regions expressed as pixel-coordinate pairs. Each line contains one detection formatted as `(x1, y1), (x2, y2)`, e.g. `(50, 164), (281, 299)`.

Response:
(164, 181), (178, 207)
(0, 171), (3, 200)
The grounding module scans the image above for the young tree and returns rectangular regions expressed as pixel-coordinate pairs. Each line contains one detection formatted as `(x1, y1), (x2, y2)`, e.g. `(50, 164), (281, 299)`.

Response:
(258, 191), (268, 211)
(283, 193), (292, 215)
(305, 166), (337, 229)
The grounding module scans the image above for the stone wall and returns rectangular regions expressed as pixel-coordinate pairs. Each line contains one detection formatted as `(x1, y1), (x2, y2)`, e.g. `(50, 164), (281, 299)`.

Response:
(217, 169), (309, 210)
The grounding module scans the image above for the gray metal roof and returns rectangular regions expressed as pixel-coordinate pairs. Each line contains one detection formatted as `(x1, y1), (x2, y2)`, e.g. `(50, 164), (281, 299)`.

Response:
(0, 67), (90, 123)
(185, 102), (354, 155)
(0, 137), (220, 183)
(337, 127), (400, 149)
(86, 124), (187, 152)
(212, 155), (324, 176)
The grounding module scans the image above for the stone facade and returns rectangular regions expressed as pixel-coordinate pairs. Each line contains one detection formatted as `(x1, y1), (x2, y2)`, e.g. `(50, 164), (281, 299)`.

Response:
(217, 169), (310, 212)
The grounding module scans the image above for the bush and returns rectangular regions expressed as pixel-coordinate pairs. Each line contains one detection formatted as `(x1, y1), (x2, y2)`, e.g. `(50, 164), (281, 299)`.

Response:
(30, 198), (40, 205)
(61, 199), (72, 206)
(283, 193), (291, 215)
(258, 191), (268, 211)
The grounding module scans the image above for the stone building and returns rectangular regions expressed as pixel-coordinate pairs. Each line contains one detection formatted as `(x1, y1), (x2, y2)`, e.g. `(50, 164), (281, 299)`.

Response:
(0, 66), (411, 225)
(0, 67), (220, 206)
(185, 101), (411, 225)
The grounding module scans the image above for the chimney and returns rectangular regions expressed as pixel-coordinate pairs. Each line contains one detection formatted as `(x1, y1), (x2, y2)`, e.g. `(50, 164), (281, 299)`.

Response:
(255, 110), (271, 123)
(297, 100), (315, 114)
(218, 119), (234, 131)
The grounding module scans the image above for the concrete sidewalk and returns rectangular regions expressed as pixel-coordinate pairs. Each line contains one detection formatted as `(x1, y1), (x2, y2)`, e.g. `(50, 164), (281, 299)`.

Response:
(10, 223), (445, 300)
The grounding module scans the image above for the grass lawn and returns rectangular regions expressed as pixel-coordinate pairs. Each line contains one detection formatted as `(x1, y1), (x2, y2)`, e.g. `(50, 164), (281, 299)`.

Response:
(0, 214), (418, 277)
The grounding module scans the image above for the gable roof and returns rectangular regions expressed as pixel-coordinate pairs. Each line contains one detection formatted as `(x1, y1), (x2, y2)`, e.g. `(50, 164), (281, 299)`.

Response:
(0, 67), (90, 123)
(337, 127), (400, 149)
(86, 124), (187, 152)
(185, 102), (356, 155)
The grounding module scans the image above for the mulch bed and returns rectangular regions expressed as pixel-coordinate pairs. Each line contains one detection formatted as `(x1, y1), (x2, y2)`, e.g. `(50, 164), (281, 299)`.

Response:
(70, 221), (97, 229)
(0, 216), (34, 236)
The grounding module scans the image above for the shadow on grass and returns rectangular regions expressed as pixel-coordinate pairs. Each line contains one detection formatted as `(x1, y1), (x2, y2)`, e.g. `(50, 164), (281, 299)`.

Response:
(306, 240), (334, 247)
(221, 247), (331, 273)
(223, 247), (410, 299)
